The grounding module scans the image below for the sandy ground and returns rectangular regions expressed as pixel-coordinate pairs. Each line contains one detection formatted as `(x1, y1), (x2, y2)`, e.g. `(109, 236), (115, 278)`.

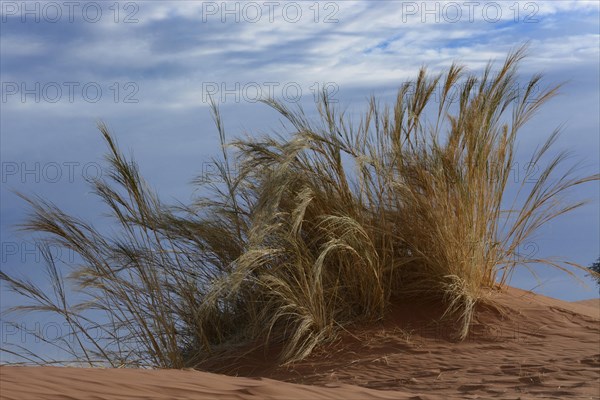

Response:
(1, 287), (598, 400)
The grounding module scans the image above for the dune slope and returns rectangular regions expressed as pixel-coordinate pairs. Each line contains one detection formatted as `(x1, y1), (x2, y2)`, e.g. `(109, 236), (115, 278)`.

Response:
(1, 288), (598, 400)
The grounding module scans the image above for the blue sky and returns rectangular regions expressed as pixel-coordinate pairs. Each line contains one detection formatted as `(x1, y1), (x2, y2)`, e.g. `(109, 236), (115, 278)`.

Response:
(1, 1), (599, 362)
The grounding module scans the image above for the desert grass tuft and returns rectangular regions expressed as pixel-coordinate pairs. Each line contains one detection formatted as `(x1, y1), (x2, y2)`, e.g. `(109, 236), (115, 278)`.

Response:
(1, 45), (598, 368)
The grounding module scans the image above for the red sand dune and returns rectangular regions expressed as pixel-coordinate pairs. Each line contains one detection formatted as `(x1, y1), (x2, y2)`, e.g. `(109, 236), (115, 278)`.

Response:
(1, 287), (599, 399)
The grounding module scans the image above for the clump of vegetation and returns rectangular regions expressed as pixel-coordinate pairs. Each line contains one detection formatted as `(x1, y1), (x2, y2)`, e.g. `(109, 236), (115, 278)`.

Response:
(2, 46), (598, 368)
(589, 257), (600, 290)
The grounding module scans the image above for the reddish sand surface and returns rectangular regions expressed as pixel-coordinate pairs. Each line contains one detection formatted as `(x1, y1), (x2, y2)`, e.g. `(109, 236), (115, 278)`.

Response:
(1, 287), (599, 399)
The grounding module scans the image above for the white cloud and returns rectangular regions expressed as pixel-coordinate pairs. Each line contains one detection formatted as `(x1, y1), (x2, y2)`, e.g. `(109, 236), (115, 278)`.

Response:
(0, 35), (47, 57)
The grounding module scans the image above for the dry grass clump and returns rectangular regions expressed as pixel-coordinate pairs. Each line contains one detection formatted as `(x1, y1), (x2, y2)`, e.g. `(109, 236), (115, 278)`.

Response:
(2, 46), (598, 368)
